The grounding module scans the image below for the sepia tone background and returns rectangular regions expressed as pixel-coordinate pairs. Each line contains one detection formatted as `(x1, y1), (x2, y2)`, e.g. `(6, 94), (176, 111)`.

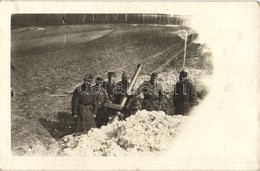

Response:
(0, 1), (259, 170)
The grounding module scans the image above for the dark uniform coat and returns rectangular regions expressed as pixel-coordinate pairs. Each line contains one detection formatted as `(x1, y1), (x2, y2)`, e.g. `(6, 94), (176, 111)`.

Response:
(137, 81), (164, 111)
(103, 80), (116, 102)
(103, 80), (117, 119)
(71, 84), (97, 133)
(173, 79), (198, 115)
(91, 84), (109, 128)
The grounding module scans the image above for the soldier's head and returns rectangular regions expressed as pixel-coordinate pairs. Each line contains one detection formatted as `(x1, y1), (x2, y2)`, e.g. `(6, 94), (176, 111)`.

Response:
(179, 70), (188, 82)
(121, 71), (130, 82)
(150, 72), (158, 84)
(84, 74), (93, 85)
(95, 77), (104, 86)
(107, 72), (116, 81)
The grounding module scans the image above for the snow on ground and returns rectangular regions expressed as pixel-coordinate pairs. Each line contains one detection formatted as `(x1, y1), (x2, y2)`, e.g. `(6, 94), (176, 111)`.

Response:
(49, 110), (187, 156)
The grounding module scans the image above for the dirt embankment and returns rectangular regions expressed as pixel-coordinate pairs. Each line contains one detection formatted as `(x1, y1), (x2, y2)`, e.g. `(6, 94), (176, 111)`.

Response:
(11, 24), (212, 156)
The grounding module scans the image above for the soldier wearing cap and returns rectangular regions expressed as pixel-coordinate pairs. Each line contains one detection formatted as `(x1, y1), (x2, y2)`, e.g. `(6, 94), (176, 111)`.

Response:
(71, 74), (97, 133)
(102, 72), (118, 121)
(113, 71), (130, 104)
(91, 77), (109, 128)
(112, 71), (138, 119)
(136, 72), (164, 111)
(173, 70), (198, 115)
(103, 72), (116, 102)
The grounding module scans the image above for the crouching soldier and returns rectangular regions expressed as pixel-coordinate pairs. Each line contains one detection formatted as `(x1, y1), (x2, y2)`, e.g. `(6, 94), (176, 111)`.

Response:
(71, 74), (97, 133)
(136, 72), (164, 111)
(92, 77), (109, 128)
(173, 70), (198, 115)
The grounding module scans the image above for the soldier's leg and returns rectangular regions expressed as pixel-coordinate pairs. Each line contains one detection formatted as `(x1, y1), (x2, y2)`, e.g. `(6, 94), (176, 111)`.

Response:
(153, 101), (161, 111)
(175, 102), (189, 115)
(78, 105), (87, 133)
(85, 106), (97, 132)
(141, 100), (149, 111)
(174, 103), (182, 115)
(103, 109), (110, 126)
(94, 109), (101, 128)
(147, 101), (160, 112)
(183, 102), (191, 116)
(175, 106), (184, 115)
(99, 107), (109, 127)
(95, 107), (107, 128)
(75, 113), (81, 133)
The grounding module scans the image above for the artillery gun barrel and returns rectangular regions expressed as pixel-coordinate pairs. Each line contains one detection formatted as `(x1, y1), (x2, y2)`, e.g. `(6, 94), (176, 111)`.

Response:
(120, 64), (143, 107)
(103, 64), (143, 110)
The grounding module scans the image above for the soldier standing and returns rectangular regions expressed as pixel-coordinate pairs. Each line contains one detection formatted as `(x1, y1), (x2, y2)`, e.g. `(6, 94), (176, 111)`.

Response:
(173, 70), (198, 115)
(103, 72), (116, 102)
(103, 72), (117, 120)
(114, 72), (130, 104)
(71, 74), (97, 133)
(136, 72), (164, 111)
(92, 77), (109, 128)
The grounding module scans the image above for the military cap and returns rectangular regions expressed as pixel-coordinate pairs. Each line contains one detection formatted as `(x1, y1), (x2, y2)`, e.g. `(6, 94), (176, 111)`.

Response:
(151, 72), (158, 78)
(84, 74), (93, 80)
(108, 72), (116, 77)
(122, 71), (130, 78)
(179, 70), (188, 78)
(96, 77), (104, 82)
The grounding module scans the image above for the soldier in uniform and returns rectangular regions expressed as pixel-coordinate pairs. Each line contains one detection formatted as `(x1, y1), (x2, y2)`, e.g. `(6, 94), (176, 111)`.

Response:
(103, 72), (116, 102)
(114, 72), (130, 104)
(92, 77), (109, 128)
(136, 72), (164, 111)
(103, 72), (117, 120)
(113, 72), (138, 119)
(71, 74), (97, 133)
(173, 70), (198, 115)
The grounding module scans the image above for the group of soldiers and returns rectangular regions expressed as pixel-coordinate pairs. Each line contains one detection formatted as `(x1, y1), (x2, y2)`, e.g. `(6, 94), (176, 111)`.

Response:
(71, 70), (198, 133)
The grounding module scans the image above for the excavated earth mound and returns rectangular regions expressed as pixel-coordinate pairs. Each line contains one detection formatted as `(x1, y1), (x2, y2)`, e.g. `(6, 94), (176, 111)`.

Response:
(49, 110), (187, 156)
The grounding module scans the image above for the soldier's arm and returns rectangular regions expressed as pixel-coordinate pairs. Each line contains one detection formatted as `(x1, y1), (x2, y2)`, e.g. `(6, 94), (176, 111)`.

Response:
(102, 82), (107, 90)
(104, 88), (109, 101)
(189, 83), (198, 107)
(93, 95), (98, 116)
(135, 82), (146, 96)
(172, 84), (178, 106)
(113, 82), (122, 96)
(158, 84), (165, 104)
(71, 88), (79, 117)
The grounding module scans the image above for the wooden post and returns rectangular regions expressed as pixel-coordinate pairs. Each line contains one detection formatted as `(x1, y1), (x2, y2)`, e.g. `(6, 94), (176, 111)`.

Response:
(183, 31), (188, 69)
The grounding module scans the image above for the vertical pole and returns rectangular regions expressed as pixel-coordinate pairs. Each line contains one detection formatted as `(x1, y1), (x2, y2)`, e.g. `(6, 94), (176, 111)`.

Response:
(116, 13), (118, 22)
(183, 31), (188, 69)
(125, 13), (128, 22)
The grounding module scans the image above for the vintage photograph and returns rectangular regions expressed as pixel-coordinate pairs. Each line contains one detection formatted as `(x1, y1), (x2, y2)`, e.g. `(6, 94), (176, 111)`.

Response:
(1, 1), (259, 170)
(11, 14), (213, 156)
